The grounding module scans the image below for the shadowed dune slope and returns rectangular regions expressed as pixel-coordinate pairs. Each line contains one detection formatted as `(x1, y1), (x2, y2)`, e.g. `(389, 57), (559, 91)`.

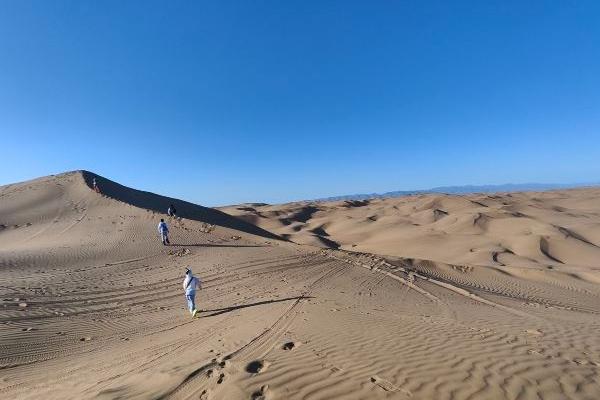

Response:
(80, 171), (281, 240)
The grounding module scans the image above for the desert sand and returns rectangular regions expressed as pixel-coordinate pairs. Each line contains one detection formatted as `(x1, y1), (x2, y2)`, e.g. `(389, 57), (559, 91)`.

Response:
(1, 171), (600, 399)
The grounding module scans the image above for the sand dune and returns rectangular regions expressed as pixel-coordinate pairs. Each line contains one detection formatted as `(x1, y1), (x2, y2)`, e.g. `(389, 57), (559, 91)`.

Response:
(220, 189), (600, 272)
(2, 172), (600, 399)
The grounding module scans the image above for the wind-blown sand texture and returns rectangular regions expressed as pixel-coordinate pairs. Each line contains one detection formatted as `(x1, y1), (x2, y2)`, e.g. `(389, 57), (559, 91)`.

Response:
(2, 171), (600, 399)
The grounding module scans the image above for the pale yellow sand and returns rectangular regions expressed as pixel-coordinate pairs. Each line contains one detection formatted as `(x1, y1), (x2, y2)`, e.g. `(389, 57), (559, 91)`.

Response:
(1, 171), (599, 399)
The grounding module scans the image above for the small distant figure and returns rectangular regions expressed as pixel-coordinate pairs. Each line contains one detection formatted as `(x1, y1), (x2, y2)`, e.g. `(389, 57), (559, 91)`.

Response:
(183, 267), (202, 318)
(167, 204), (177, 218)
(157, 218), (170, 245)
(92, 177), (100, 193)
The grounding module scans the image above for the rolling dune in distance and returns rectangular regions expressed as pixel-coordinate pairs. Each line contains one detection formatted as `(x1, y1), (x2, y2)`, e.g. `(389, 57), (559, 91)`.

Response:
(220, 189), (600, 276)
(2, 171), (600, 399)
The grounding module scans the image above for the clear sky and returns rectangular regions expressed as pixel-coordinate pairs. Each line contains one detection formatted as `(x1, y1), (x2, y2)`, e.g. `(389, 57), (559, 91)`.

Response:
(1, 1), (599, 206)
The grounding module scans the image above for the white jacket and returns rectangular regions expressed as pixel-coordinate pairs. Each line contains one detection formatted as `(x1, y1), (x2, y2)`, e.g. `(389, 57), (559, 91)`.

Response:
(183, 275), (201, 295)
(158, 221), (168, 233)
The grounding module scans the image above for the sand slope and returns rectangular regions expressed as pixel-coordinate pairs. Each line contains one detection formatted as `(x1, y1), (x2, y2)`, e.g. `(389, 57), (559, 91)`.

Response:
(2, 173), (600, 399)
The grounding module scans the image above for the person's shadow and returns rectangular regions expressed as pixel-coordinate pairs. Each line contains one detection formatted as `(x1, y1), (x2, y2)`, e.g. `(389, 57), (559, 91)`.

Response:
(200, 296), (313, 317)
(170, 243), (267, 248)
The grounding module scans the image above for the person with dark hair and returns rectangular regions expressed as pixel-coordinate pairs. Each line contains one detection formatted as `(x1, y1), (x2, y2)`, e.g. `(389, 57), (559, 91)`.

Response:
(157, 218), (170, 245)
(167, 204), (177, 218)
(182, 267), (202, 318)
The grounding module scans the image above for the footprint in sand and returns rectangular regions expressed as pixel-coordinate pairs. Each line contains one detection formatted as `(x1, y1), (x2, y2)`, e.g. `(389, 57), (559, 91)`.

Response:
(217, 373), (225, 384)
(246, 360), (270, 374)
(251, 384), (270, 400)
(370, 376), (411, 396)
(282, 341), (299, 351)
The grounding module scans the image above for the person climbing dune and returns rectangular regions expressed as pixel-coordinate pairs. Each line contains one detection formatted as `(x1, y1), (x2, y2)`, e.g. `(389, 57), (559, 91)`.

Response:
(167, 204), (177, 218)
(183, 267), (202, 318)
(157, 218), (170, 245)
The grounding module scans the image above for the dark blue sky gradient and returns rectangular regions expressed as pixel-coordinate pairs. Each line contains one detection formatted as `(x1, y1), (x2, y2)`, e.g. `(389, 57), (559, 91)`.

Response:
(1, 1), (599, 205)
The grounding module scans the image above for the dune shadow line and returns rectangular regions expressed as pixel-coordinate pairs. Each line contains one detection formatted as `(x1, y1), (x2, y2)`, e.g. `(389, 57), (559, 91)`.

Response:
(170, 243), (267, 248)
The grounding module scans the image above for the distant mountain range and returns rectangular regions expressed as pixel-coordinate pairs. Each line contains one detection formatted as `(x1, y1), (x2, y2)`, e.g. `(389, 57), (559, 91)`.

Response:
(314, 182), (599, 202)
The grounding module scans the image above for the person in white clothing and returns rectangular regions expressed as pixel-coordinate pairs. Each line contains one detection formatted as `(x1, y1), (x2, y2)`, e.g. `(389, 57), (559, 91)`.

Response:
(92, 177), (100, 193)
(167, 204), (177, 218)
(157, 219), (170, 245)
(183, 267), (202, 318)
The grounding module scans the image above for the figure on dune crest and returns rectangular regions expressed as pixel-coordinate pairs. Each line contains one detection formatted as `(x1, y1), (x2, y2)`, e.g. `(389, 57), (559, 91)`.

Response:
(92, 177), (100, 193)
(158, 218), (170, 245)
(183, 267), (202, 318)
(167, 204), (177, 218)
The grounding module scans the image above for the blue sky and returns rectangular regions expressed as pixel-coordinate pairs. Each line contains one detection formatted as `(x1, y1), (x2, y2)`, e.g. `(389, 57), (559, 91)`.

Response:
(1, 1), (599, 205)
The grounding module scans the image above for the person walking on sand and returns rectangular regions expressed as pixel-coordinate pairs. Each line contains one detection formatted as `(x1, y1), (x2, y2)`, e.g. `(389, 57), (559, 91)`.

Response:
(167, 204), (177, 218)
(183, 267), (202, 318)
(158, 218), (170, 245)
